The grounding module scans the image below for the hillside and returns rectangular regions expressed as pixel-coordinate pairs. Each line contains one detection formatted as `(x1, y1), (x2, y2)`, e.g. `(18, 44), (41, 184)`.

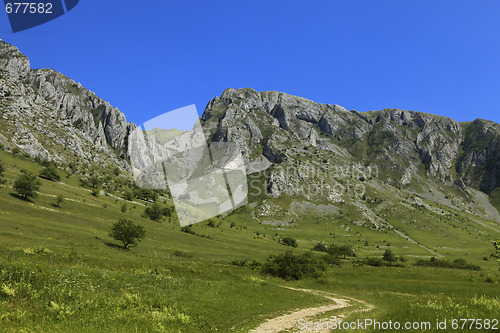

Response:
(1, 40), (500, 332)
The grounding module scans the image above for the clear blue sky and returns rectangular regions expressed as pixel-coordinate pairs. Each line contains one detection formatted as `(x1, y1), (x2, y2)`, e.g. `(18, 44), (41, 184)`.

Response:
(1, 0), (499, 126)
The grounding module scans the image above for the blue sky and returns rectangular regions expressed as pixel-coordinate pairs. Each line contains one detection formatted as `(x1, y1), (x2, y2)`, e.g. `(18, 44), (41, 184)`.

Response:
(1, 0), (499, 126)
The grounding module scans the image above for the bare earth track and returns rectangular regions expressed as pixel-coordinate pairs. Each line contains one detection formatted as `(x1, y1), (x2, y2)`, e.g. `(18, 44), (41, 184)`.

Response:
(250, 287), (374, 333)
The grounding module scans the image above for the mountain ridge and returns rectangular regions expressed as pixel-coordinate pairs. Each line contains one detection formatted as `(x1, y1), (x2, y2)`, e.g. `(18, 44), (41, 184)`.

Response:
(1, 40), (500, 218)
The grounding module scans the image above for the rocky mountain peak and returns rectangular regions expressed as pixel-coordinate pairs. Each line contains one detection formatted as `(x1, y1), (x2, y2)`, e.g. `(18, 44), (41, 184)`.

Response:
(1, 40), (500, 212)
(0, 40), (30, 79)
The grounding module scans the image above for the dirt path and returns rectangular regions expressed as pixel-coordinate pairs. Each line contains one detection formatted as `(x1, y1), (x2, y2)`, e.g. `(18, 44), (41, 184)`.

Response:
(250, 287), (373, 333)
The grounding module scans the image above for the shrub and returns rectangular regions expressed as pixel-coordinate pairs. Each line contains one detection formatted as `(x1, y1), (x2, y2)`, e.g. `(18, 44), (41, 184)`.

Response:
(280, 237), (298, 248)
(261, 251), (326, 280)
(415, 257), (480, 270)
(109, 218), (146, 249)
(356, 257), (404, 267)
(11, 147), (20, 154)
(321, 255), (342, 266)
(311, 242), (329, 252)
(180, 226), (196, 235)
(360, 257), (386, 267)
(245, 259), (263, 270)
(144, 202), (163, 221)
(492, 240), (500, 263)
(121, 203), (128, 213)
(0, 160), (5, 186)
(134, 188), (158, 202)
(54, 194), (64, 207)
(231, 259), (263, 270)
(382, 249), (397, 262)
(13, 171), (42, 200)
(39, 165), (61, 182)
(173, 250), (193, 259)
(327, 244), (355, 259)
(231, 259), (248, 267)
(123, 189), (134, 201)
(89, 176), (101, 188)
(91, 188), (100, 197)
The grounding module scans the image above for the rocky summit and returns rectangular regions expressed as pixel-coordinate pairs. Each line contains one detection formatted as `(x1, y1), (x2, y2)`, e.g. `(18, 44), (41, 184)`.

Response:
(1, 40), (500, 227)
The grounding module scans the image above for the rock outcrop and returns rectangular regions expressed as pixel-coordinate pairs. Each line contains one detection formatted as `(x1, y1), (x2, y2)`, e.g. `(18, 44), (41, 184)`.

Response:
(1, 40), (500, 204)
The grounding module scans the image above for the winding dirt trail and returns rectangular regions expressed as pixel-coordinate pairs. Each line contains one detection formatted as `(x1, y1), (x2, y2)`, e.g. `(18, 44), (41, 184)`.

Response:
(250, 287), (373, 333)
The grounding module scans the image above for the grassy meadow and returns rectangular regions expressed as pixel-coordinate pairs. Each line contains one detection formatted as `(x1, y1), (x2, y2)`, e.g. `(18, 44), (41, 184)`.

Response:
(0, 149), (499, 332)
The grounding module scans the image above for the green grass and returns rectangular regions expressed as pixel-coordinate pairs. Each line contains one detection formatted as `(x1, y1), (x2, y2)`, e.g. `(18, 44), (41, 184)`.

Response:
(0, 149), (500, 332)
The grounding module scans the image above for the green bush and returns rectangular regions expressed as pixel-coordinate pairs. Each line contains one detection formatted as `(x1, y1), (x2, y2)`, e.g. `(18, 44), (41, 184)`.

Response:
(54, 194), (64, 207)
(311, 242), (329, 252)
(327, 244), (355, 259)
(180, 226), (196, 235)
(261, 251), (326, 281)
(39, 165), (61, 182)
(356, 257), (404, 267)
(123, 189), (134, 201)
(415, 257), (480, 270)
(109, 218), (146, 249)
(231, 259), (262, 270)
(0, 160), (5, 186)
(280, 237), (298, 248)
(144, 202), (163, 221)
(382, 249), (397, 262)
(13, 171), (42, 200)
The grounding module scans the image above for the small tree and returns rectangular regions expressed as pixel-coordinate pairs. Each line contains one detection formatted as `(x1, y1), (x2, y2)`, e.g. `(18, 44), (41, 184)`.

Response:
(144, 202), (163, 221)
(91, 188), (100, 197)
(121, 203), (128, 213)
(89, 176), (101, 188)
(0, 160), (5, 186)
(55, 194), (64, 207)
(39, 165), (60, 182)
(382, 249), (397, 262)
(280, 237), (298, 248)
(123, 189), (134, 201)
(13, 171), (42, 200)
(492, 240), (500, 263)
(338, 245), (355, 259)
(311, 242), (329, 253)
(326, 244), (355, 259)
(109, 218), (146, 249)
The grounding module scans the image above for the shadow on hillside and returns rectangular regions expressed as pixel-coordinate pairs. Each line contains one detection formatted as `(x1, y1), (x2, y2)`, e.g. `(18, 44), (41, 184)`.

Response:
(103, 241), (128, 251)
(9, 193), (34, 202)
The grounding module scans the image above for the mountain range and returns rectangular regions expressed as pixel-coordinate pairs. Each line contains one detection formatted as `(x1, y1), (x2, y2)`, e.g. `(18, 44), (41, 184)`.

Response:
(1, 39), (500, 232)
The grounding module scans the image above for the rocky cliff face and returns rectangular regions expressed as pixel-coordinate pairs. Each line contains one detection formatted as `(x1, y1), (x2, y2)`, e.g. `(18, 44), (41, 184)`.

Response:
(1, 40), (499, 207)
(0, 40), (132, 170)
(201, 88), (500, 201)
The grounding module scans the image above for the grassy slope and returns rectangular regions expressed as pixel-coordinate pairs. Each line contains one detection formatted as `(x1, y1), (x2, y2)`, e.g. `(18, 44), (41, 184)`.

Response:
(0, 150), (499, 332)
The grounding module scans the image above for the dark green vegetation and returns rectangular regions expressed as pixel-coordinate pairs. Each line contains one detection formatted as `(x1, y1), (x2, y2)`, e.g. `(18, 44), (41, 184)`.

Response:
(0, 149), (499, 332)
(261, 251), (326, 280)
(415, 257), (481, 271)
(0, 160), (5, 186)
(12, 170), (42, 200)
(39, 165), (61, 182)
(493, 240), (500, 262)
(109, 218), (146, 249)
